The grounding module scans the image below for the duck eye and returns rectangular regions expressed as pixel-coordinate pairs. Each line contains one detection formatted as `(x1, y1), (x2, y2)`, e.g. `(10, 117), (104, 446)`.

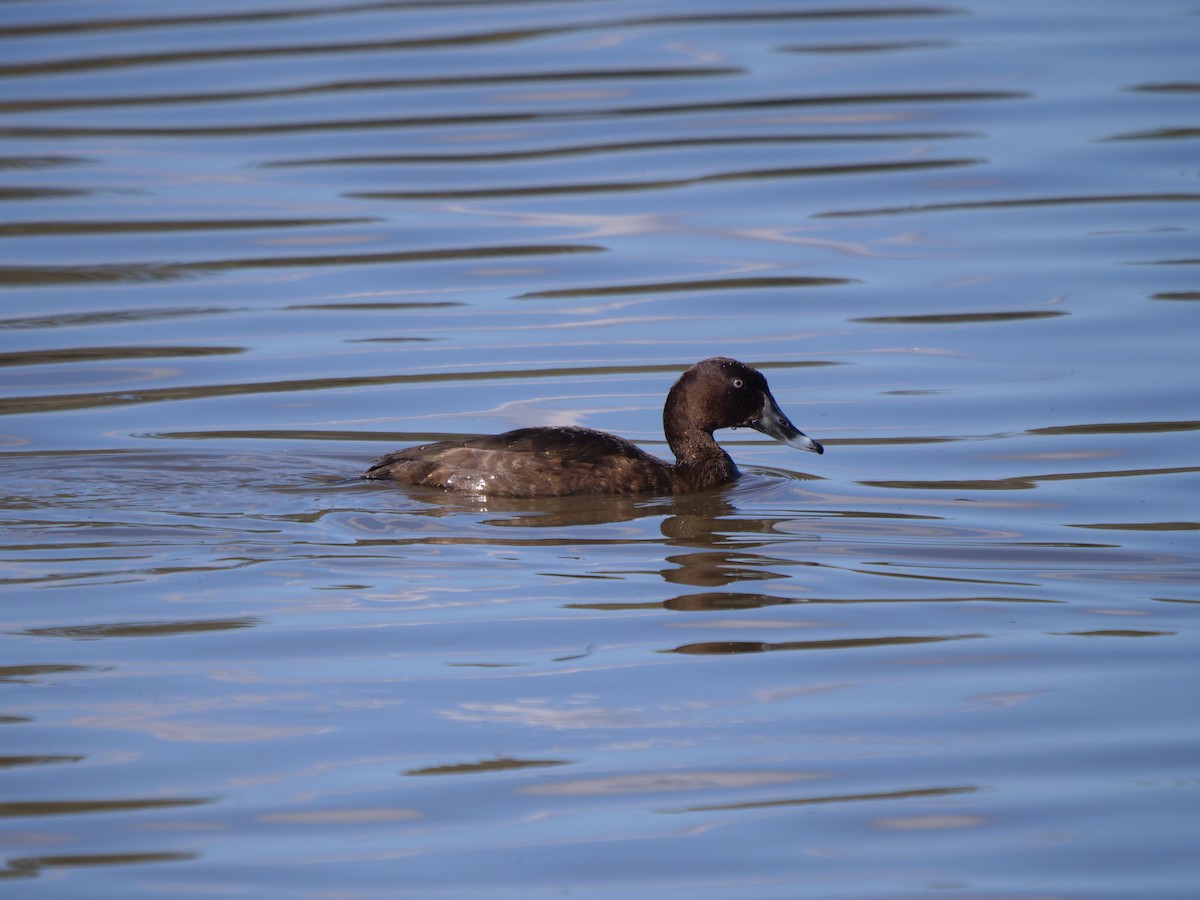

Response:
(732, 378), (743, 389)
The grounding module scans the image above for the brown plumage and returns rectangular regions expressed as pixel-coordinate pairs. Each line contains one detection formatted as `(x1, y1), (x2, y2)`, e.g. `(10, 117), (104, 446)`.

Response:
(362, 357), (823, 498)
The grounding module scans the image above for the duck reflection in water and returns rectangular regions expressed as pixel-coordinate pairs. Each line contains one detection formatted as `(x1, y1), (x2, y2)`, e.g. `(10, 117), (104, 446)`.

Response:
(363, 357), (823, 498)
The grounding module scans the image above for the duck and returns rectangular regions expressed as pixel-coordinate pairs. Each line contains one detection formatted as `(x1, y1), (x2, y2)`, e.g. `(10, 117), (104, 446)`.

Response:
(362, 357), (823, 498)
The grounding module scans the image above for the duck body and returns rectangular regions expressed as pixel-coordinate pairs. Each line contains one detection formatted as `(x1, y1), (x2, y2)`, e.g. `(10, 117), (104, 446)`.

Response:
(364, 425), (680, 498)
(363, 357), (822, 498)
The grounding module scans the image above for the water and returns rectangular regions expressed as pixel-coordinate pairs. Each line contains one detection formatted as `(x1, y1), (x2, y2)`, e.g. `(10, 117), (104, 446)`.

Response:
(2, 0), (1198, 896)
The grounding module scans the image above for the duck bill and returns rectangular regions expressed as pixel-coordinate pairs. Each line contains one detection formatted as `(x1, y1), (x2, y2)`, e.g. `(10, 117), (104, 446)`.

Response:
(752, 393), (823, 454)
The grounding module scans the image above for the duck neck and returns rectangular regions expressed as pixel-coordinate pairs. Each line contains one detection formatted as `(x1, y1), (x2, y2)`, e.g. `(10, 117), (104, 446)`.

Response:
(663, 395), (737, 491)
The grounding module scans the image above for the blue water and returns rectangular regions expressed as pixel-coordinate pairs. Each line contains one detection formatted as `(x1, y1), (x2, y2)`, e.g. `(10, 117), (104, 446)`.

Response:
(1, 0), (1198, 896)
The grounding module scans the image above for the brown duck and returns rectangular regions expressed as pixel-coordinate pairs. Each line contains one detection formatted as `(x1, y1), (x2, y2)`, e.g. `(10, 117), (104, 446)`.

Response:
(363, 357), (823, 498)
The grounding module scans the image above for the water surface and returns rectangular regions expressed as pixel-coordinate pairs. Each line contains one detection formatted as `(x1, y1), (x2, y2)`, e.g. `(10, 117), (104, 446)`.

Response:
(1, 0), (1198, 896)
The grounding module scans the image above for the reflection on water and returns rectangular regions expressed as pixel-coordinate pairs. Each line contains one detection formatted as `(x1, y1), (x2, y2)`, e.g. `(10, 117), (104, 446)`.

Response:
(2, 0), (1199, 896)
(666, 784), (978, 815)
(17, 618), (260, 640)
(669, 633), (981, 655)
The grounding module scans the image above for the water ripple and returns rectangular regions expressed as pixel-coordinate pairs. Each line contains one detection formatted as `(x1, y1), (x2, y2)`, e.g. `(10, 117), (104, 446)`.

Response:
(0, 243), (603, 286)
(352, 157), (982, 200)
(816, 192), (1200, 218)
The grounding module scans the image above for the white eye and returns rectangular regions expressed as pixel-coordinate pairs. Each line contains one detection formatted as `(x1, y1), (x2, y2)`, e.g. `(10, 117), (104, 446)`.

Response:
(732, 378), (743, 388)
